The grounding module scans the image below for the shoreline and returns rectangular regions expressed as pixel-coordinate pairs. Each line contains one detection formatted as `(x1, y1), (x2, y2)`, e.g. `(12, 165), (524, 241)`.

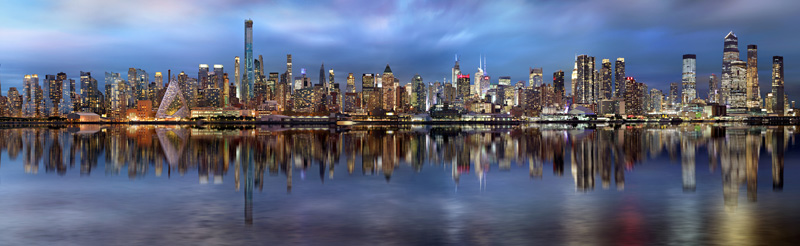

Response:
(0, 119), (796, 126)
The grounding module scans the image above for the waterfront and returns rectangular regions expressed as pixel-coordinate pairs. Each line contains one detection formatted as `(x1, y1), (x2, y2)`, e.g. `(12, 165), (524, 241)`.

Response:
(0, 124), (799, 245)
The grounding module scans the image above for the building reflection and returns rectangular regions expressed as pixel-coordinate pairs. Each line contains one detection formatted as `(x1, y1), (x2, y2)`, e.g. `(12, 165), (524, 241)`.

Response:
(0, 123), (795, 219)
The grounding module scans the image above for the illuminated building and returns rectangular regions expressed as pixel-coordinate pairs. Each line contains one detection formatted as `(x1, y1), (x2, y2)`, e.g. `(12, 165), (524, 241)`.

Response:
(22, 74), (38, 117)
(451, 55), (461, 88)
(729, 60), (747, 108)
(772, 56), (784, 115)
(669, 82), (679, 109)
(614, 58), (625, 98)
(575, 55), (596, 105)
(8, 87), (21, 116)
(682, 54), (697, 104)
(242, 19), (255, 105)
(58, 78), (74, 115)
(721, 31), (739, 105)
(529, 67), (542, 88)
(382, 64), (395, 111)
(106, 72), (127, 119)
(553, 70), (564, 106)
(708, 74), (720, 104)
(457, 74), (470, 100)
(650, 88), (663, 113)
(411, 74), (425, 112)
(498, 76), (511, 86)
(292, 87), (315, 112)
(328, 68), (335, 94)
(234, 56), (241, 99)
(746, 45), (760, 108)
(156, 77), (190, 119)
(624, 77), (645, 115)
(343, 92), (360, 113)
(597, 59), (611, 101)
(154, 72), (163, 91)
(346, 73), (355, 93)
(285, 54), (292, 94)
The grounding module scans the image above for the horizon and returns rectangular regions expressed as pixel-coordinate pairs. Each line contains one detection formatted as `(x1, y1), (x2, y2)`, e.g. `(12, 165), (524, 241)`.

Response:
(0, 0), (798, 99)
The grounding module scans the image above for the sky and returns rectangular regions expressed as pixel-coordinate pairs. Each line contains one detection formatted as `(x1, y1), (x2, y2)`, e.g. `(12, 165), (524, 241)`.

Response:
(0, 0), (799, 100)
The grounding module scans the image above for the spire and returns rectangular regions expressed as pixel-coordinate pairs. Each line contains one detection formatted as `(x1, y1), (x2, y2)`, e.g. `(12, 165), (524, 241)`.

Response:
(726, 31), (737, 38)
(384, 64), (392, 74)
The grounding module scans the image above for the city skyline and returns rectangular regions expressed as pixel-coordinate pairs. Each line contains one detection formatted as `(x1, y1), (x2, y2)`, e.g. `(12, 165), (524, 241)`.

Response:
(1, 0), (798, 97)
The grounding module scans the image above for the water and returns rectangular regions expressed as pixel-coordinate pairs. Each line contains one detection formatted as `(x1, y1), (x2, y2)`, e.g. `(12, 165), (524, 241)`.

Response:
(0, 124), (798, 245)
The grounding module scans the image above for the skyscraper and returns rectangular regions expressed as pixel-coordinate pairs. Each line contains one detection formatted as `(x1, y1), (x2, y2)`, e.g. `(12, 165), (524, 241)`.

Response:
(772, 56), (784, 115)
(234, 56), (241, 100)
(286, 54), (292, 93)
(198, 64), (209, 89)
(600, 59), (612, 100)
(575, 55), (596, 105)
(346, 73), (355, 93)
(457, 74), (470, 100)
(614, 58), (625, 98)
(730, 60), (747, 108)
(708, 74), (720, 104)
(721, 31), (739, 105)
(669, 83), (679, 108)
(529, 67), (543, 88)
(682, 54), (697, 104)
(328, 69), (335, 93)
(553, 70), (565, 106)
(242, 20), (254, 105)
(155, 72), (163, 90)
(747, 45), (760, 108)
(412, 74), (425, 112)
(382, 64), (395, 111)
(451, 55), (461, 86)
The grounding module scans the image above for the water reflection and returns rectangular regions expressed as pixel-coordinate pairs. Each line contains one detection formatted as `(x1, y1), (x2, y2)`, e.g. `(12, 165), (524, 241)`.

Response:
(0, 124), (795, 220)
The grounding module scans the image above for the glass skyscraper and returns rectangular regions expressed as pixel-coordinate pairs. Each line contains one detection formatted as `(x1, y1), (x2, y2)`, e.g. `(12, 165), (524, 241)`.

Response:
(682, 54), (697, 104)
(242, 20), (254, 105)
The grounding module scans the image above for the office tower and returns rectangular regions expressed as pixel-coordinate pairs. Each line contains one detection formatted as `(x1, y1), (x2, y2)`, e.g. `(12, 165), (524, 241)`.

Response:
(42, 74), (56, 116)
(529, 67), (543, 88)
(328, 69), (335, 94)
(498, 76), (511, 86)
(747, 45), (760, 108)
(49, 74), (64, 109)
(722, 31), (739, 105)
(213, 65), (224, 89)
(624, 77), (644, 115)
(575, 55), (596, 105)
(286, 54), (292, 92)
(362, 73), (379, 112)
(382, 64), (396, 111)
(234, 56), (241, 100)
(58, 79), (73, 115)
(319, 63), (326, 87)
(730, 60), (747, 108)
(650, 89), (663, 113)
(346, 73), (355, 93)
(669, 83), (680, 107)
(105, 72), (127, 118)
(614, 58), (625, 97)
(600, 59), (612, 100)
(451, 55), (461, 86)
(457, 74), (470, 100)
(22, 74), (38, 117)
(682, 54), (697, 104)
(772, 56), (784, 115)
(553, 70), (565, 106)
(242, 20), (254, 105)
(155, 72), (163, 90)
(708, 74), (720, 104)
(8, 87), (21, 116)
(412, 74), (425, 111)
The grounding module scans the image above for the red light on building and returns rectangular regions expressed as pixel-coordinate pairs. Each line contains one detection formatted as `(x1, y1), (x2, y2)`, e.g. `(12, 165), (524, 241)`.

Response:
(458, 74), (470, 78)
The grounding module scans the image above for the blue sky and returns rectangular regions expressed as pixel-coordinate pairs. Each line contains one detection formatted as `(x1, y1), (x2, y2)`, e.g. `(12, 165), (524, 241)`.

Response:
(0, 0), (798, 99)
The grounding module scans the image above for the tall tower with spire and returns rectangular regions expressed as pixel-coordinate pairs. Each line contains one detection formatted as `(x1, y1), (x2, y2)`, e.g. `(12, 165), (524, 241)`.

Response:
(721, 31), (739, 105)
(451, 55), (461, 86)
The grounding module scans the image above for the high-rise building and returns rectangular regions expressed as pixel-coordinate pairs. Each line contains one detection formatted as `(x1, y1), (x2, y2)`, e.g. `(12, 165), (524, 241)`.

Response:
(772, 56), (784, 115)
(328, 69), (335, 94)
(553, 70), (565, 106)
(682, 54), (697, 104)
(412, 74), (425, 112)
(451, 55), (461, 86)
(708, 74), (720, 104)
(600, 59), (612, 100)
(346, 73), (355, 93)
(747, 45), (760, 108)
(286, 54), (292, 93)
(624, 77), (645, 115)
(213, 65), (224, 89)
(650, 88), (663, 113)
(721, 31), (739, 105)
(242, 20), (255, 105)
(457, 74), (470, 100)
(529, 67), (543, 88)
(155, 72), (163, 90)
(614, 58), (625, 98)
(382, 64), (395, 111)
(498, 76), (511, 86)
(730, 60), (747, 108)
(575, 55), (596, 105)
(234, 56), (241, 100)
(669, 82), (680, 108)
(319, 63), (326, 87)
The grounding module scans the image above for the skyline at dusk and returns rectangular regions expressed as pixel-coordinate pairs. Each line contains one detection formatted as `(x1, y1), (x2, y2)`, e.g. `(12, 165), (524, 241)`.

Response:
(1, 0), (799, 97)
